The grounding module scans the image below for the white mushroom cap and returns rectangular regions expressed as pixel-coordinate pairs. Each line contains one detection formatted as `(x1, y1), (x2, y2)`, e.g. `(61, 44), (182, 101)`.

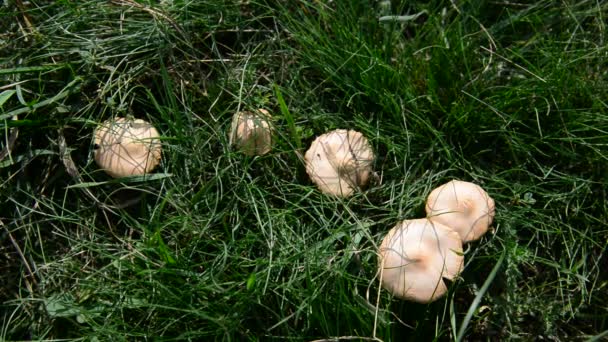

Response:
(425, 180), (496, 243)
(378, 218), (464, 303)
(93, 117), (162, 178)
(230, 109), (273, 156)
(304, 129), (374, 197)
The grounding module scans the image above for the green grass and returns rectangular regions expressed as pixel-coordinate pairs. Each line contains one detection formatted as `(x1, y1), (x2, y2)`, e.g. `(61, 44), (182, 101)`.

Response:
(1, 0), (607, 340)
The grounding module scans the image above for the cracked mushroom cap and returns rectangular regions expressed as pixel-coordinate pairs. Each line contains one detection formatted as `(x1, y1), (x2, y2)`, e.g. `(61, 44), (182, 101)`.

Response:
(93, 117), (162, 178)
(304, 129), (375, 197)
(230, 109), (273, 156)
(425, 180), (496, 243)
(378, 218), (464, 303)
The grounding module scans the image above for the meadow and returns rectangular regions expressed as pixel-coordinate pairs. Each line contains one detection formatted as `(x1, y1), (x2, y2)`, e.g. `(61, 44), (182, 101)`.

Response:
(1, 0), (607, 340)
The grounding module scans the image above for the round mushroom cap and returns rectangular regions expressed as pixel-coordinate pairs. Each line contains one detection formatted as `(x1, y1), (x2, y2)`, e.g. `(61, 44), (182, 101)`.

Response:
(93, 117), (162, 178)
(304, 129), (374, 197)
(230, 109), (273, 156)
(378, 218), (464, 303)
(425, 180), (496, 243)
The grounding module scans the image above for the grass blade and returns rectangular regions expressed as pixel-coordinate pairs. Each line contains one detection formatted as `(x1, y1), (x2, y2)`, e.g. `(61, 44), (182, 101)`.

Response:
(456, 251), (506, 342)
(274, 84), (302, 150)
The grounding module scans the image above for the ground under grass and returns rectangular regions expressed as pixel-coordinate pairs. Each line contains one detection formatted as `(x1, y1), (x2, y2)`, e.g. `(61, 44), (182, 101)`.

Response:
(1, 0), (607, 340)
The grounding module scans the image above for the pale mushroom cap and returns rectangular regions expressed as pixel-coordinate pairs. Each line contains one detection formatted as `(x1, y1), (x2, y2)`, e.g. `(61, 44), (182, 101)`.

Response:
(378, 218), (464, 303)
(425, 180), (496, 243)
(304, 129), (374, 197)
(230, 109), (273, 156)
(93, 117), (162, 178)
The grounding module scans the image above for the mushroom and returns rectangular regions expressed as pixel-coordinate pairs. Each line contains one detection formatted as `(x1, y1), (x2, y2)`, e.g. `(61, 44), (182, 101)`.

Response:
(304, 129), (374, 197)
(425, 180), (496, 243)
(378, 218), (464, 303)
(230, 109), (273, 156)
(93, 117), (162, 178)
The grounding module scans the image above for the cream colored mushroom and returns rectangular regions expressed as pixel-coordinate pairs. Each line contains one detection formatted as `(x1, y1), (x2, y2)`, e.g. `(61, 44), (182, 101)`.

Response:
(93, 117), (161, 178)
(378, 218), (464, 303)
(304, 129), (374, 197)
(230, 109), (273, 156)
(425, 180), (496, 243)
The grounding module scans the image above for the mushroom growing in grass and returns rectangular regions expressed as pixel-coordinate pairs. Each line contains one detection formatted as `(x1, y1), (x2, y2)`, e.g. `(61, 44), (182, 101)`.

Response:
(304, 129), (374, 198)
(378, 218), (464, 303)
(230, 109), (273, 156)
(425, 180), (496, 243)
(93, 117), (162, 178)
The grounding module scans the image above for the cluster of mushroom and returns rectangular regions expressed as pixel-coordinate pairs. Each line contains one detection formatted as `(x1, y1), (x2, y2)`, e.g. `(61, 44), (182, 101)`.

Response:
(228, 109), (376, 197)
(91, 109), (275, 178)
(91, 110), (375, 198)
(378, 180), (496, 303)
(91, 111), (495, 306)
